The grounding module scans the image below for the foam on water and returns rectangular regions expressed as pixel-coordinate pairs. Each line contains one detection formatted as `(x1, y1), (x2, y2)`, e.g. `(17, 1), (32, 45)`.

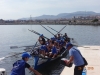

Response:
(0, 57), (5, 61)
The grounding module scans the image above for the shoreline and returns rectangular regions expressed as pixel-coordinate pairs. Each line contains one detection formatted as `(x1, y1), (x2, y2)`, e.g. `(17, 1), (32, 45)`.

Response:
(0, 23), (100, 25)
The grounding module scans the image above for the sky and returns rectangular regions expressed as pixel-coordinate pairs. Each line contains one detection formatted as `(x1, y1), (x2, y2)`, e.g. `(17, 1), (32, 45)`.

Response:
(0, 0), (99, 20)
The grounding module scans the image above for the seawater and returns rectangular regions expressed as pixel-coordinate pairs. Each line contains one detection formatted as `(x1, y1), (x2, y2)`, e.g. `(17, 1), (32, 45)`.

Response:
(0, 25), (100, 75)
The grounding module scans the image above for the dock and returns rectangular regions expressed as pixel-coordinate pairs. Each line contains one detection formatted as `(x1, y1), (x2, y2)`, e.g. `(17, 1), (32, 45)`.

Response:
(60, 46), (100, 75)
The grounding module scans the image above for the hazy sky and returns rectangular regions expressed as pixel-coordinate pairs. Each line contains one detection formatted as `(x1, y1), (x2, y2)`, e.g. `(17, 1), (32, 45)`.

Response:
(0, 0), (99, 20)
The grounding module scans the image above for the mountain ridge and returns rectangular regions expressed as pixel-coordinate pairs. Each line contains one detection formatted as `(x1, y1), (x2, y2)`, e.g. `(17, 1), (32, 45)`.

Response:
(19, 11), (100, 20)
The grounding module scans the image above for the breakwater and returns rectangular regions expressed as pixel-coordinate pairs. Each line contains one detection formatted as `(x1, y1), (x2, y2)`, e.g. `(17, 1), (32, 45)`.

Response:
(0, 18), (100, 25)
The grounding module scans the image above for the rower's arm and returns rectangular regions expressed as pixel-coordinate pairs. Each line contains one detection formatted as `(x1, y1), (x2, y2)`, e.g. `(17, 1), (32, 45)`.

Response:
(67, 56), (74, 64)
(28, 67), (42, 75)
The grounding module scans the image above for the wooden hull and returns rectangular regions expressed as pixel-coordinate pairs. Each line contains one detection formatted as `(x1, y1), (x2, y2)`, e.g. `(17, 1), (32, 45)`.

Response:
(32, 38), (78, 71)
(33, 47), (68, 71)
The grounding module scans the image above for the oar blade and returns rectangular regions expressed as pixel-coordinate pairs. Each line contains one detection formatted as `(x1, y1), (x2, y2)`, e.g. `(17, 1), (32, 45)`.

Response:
(10, 46), (18, 49)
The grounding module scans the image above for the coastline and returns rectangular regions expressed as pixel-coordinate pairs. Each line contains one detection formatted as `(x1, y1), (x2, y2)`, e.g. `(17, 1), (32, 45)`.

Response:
(0, 22), (100, 25)
(0, 17), (100, 25)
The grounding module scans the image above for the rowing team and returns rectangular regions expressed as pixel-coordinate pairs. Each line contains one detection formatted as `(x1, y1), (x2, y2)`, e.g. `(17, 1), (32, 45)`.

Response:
(31, 33), (71, 58)
(9, 33), (71, 75)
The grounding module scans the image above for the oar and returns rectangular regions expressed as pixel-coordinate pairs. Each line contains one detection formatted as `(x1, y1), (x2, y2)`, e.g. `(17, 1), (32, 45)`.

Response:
(28, 29), (40, 35)
(30, 41), (39, 55)
(29, 41), (40, 74)
(41, 25), (55, 35)
(47, 26), (74, 40)
(13, 41), (39, 55)
(47, 26), (63, 35)
(47, 26), (58, 33)
(32, 41), (38, 49)
(28, 29), (49, 39)
(56, 25), (67, 35)
(10, 45), (35, 49)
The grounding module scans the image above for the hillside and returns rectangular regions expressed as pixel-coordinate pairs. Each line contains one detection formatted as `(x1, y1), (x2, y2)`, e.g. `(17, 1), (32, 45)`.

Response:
(19, 11), (100, 20)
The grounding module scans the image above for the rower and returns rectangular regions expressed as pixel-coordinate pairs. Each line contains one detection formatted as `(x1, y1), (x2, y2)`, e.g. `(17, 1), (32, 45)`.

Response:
(54, 35), (58, 40)
(63, 33), (70, 42)
(39, 45), (49, 57)
(57, 33), (61, 40)
(59, 39), (65, 48)
(54, 41), (60, 54)
(38, 34), (46, 45)
(10, 52), (42, 75)
(49, 41), (58, 58)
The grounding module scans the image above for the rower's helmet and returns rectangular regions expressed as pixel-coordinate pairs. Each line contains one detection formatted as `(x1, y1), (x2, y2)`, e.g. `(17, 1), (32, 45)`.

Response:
(22, 52), (31, 58)
(40, 34), (43, 37)
(66, 42), (73, 49)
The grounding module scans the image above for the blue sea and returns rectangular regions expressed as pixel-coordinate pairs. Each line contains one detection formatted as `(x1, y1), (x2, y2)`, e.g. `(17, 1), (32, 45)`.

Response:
(0, 25), (100, 75)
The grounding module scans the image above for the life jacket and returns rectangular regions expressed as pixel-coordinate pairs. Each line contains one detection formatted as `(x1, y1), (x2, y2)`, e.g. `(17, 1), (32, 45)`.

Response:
(10, 60), (26, 75)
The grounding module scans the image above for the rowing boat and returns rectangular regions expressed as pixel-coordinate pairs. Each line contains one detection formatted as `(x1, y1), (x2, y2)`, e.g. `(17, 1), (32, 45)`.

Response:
(29, 38), (77, 72)
(28, 28), (78, 72)
(33, 47), (67, 70)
